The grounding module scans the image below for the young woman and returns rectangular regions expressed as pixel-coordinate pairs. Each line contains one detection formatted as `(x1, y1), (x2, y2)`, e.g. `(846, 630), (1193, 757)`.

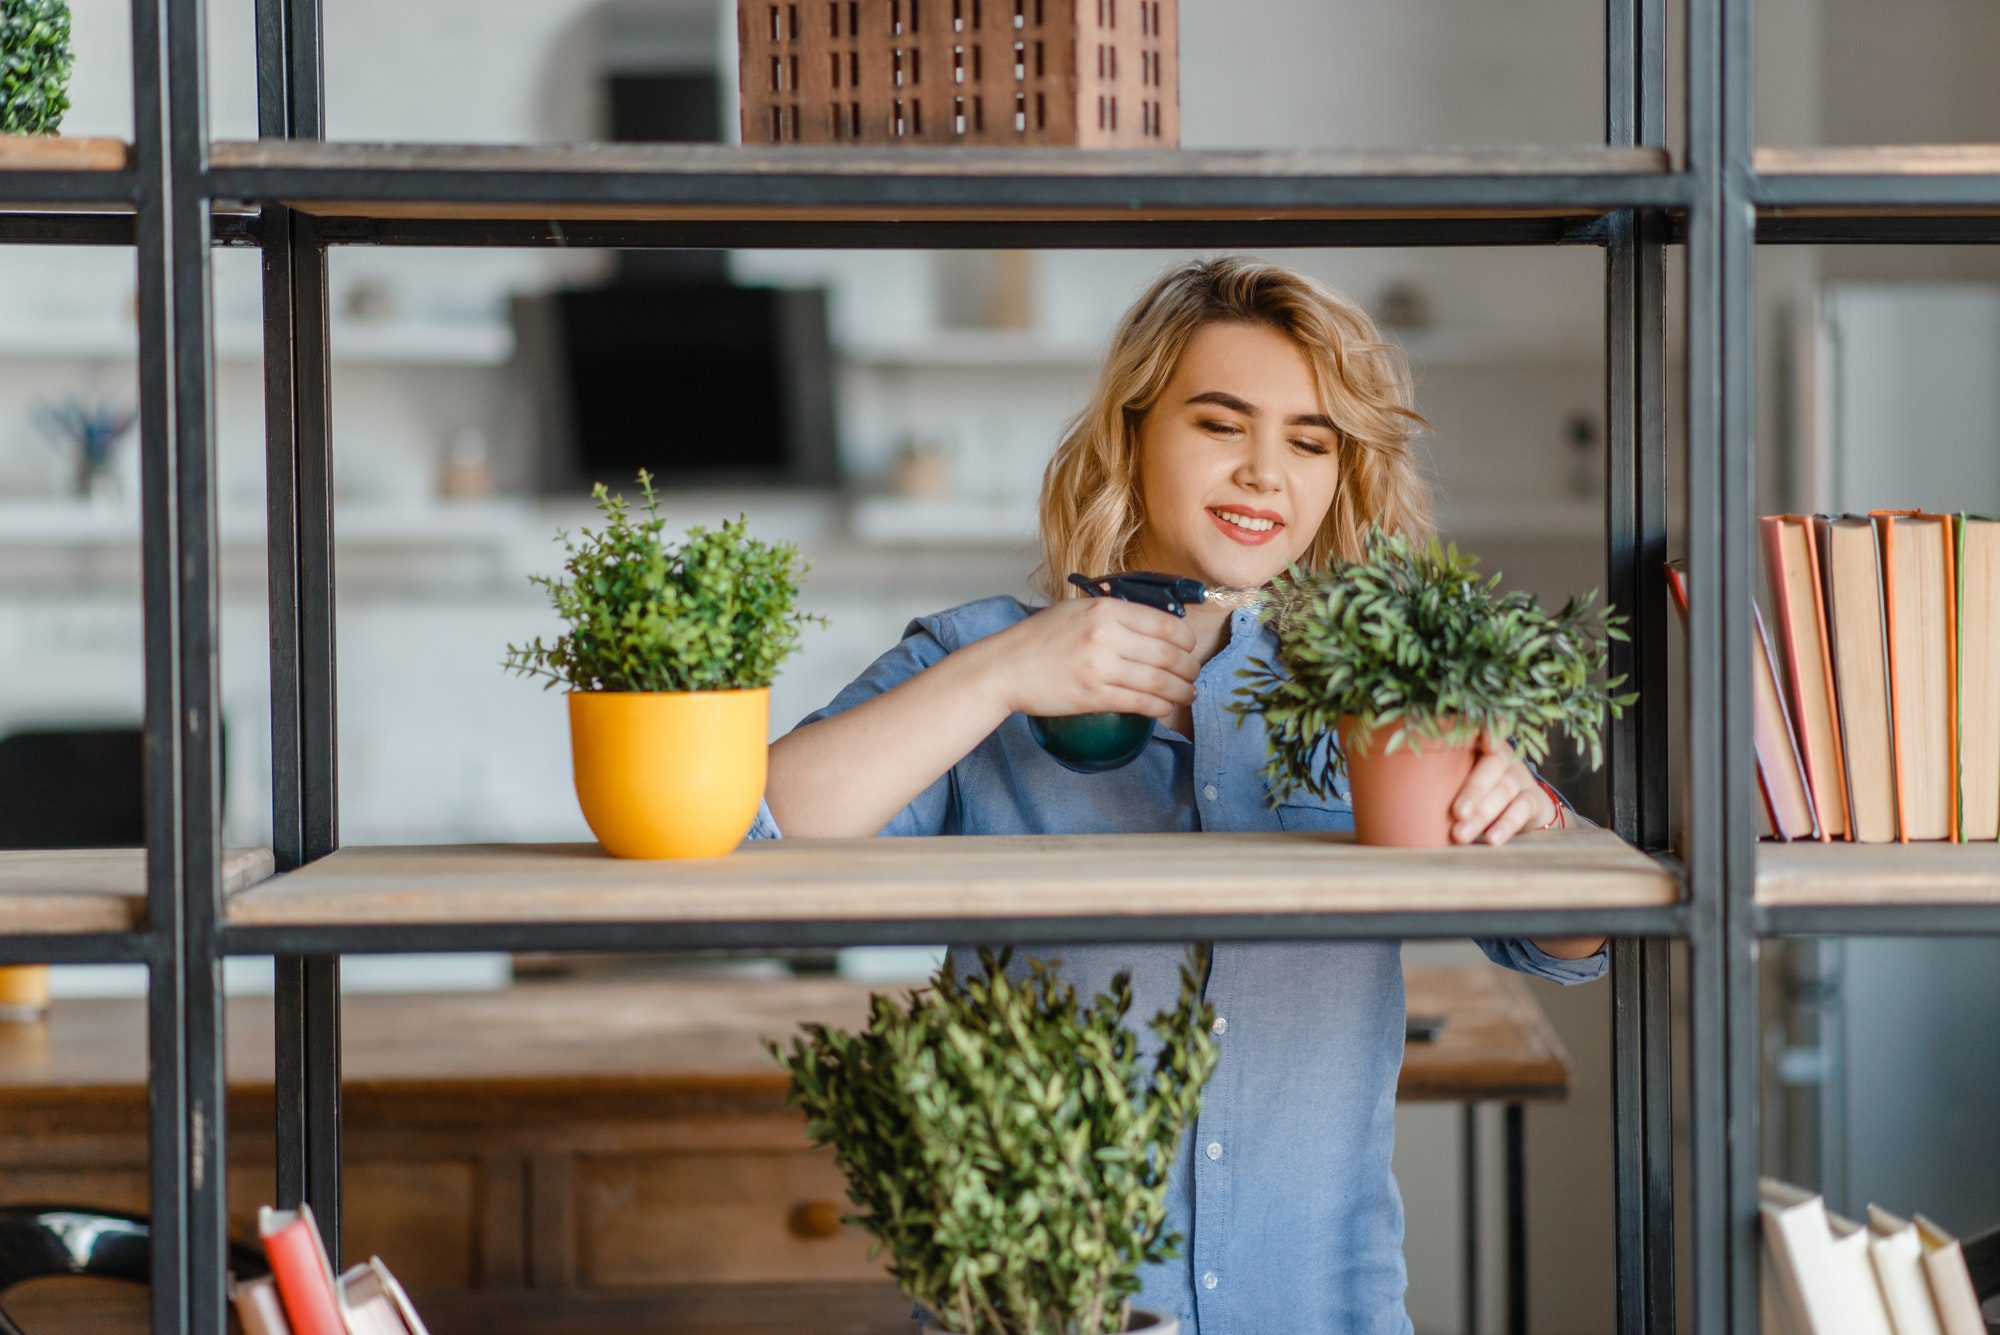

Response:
(751, 256), (1606, 1334)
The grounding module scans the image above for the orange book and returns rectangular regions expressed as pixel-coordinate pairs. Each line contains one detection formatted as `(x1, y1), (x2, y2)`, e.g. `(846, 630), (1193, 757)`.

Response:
(1956, 514), (2000, 839)
(1816, 515), (1899, 842)
(1761, 515), (1849, 839)
(1874, 510), (1958, 841)
(258, 1204), (345, 1335)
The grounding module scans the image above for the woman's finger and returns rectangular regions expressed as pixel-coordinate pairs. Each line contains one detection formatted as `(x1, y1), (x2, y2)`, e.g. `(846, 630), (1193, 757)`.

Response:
(1453, 747), (1513, 821)
(1113, 630), (1202, 682)
(1103, 663), (1196, 707)
(1453, 772), (1519, 843)
(1110, 600), (1200, 652)
(1098, 686), (1176, 718)
(1480, 791), (1543, 847)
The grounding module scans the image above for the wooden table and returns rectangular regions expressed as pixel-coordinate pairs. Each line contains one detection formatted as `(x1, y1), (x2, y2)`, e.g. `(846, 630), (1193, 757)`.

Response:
(0, 965), (1567, 1334)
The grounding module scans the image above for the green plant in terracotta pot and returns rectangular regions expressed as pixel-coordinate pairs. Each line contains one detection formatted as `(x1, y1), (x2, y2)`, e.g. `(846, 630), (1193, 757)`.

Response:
(1, 0), (73, 135)
(770, 945), (1220, 1335)
(503, 472), (822, 858)
(1229, 525), (1633, 847)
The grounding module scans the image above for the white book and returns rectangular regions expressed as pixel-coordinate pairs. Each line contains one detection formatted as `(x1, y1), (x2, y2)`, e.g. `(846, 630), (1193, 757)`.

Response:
(1865, 1206), (1946, 1335)
(1760, 1179), (1895, 1335)
(1825, 1208), (1899, 1335)
(1912, 1215), (1987, 1335)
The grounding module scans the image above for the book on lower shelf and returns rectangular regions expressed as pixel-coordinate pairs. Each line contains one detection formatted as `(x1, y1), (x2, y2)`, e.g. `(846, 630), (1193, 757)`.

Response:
(1759, 1179), (1986, 1335)
(245, 1203), (431, 1335)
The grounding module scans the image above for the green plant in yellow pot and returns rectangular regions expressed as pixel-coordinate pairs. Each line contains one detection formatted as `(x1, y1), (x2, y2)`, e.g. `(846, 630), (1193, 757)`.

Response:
(504, 471), (822, 858)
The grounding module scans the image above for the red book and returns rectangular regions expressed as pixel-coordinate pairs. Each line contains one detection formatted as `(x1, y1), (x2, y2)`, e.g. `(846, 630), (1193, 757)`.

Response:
(259, 1204), (345, 1335)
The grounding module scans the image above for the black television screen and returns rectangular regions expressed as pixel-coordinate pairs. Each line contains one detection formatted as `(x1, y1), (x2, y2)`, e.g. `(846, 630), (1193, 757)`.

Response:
(520, 283), (839, 491)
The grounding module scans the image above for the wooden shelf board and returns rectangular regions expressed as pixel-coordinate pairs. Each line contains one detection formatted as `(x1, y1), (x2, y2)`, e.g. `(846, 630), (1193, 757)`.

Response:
(1757, 839), (2000, 906)
(1755, 144), (2000, 176)
(227, 826), (1675, 929)
(0, 847), (276, 934)
(205, 140), (1675, 222)
(0, 136), (129, 170)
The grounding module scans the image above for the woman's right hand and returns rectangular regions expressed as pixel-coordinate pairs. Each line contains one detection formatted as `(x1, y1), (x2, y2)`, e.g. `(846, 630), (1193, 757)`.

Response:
(975, 596), (1201, 719)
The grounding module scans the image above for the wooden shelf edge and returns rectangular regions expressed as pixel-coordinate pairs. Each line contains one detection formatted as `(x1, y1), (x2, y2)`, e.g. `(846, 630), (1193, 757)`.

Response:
(0, 846), (276, 936)
(0, 136), (130, 171)
(228, 827), (1679, 928)
(209, 139), (1673, 176)
(1755, 144), (2000, 176)
(1756, 839), (2000, 907)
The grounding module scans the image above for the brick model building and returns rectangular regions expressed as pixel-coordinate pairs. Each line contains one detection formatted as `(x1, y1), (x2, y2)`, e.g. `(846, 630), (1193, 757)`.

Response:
(739, 0), (1178, 147)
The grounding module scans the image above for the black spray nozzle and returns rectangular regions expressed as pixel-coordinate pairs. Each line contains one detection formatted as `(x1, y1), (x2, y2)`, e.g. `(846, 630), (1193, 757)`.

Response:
(1066, 571), (1208, 618)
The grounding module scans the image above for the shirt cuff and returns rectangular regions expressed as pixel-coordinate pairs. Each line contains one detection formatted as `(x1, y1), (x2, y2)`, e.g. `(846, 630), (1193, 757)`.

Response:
(744, 797), (782, 842)
(1480, 934), (1610, 985)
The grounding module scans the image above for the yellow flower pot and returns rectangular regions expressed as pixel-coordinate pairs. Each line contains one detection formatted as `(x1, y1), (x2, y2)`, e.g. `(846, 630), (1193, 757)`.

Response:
(0, 965), (51, 1021)
(568, 689), (770, 859)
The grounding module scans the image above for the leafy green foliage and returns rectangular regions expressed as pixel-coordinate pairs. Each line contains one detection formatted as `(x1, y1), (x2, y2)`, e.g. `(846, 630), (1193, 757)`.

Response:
(1229, 525), (1635, 803)
(1, 0), (71, 134)
(771, 946), (1220, 1335)
(503, 471), (823, 693)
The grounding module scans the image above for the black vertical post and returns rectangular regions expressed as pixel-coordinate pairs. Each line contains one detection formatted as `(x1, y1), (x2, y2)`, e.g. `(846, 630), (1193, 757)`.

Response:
(1605, 0), (1674, 1328)
(256, 0), (343, 1264)
(1687, 0), (1760, 1324)
(134, 0), (189, 1320)
(141, 0), (228, 1321)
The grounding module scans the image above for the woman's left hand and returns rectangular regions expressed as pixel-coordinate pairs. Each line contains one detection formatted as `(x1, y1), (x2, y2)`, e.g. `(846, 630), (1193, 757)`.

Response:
(1448, 733), (1558, 846)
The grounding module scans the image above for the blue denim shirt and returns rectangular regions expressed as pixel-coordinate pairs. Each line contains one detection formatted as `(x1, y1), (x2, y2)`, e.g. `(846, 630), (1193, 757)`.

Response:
(747, 595), (1606, 1335)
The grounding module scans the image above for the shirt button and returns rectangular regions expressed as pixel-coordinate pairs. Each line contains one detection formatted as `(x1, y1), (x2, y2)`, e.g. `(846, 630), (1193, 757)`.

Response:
(1203, 783), (1219, 801)
(1211, 1017), (1227, 1036)
(1203, 1272), (1219, 1290)
(1205, 1141), (1222, 1160)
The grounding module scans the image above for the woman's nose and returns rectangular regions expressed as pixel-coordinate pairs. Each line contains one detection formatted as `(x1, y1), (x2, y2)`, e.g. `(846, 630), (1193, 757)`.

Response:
(1232, 432), (1285, 491)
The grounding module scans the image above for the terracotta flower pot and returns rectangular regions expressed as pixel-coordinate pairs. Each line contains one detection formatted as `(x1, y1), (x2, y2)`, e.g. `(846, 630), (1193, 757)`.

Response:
(568, 688), (769, 859)
(1337, 716), (1480, 847)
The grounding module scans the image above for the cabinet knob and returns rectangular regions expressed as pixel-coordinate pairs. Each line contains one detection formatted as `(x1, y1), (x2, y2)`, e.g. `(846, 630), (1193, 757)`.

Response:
(788, 1199), (844, 1239)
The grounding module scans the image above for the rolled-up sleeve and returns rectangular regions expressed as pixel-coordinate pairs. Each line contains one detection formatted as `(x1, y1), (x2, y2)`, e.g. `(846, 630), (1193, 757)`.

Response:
(744, 618), (961, 843)
(1476, 934), (1609, 984)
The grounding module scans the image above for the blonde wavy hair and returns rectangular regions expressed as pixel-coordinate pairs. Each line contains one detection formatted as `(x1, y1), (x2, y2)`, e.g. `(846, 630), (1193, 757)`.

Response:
(1035, 256), (1433, 600)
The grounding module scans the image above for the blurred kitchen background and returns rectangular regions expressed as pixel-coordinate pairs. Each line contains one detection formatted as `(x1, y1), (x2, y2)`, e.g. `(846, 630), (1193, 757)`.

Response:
(5, 0), (2000, 1329)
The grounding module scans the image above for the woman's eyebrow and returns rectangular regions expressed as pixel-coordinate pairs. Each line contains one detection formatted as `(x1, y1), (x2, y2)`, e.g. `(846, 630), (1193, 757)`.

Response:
(1186, 390), (1258, 415)
(1185, 390), (1336, 433)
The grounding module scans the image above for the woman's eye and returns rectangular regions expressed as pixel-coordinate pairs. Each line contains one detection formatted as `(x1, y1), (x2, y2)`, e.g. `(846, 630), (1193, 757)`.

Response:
(1199, 419), (1240, 436)
(1293, 438), (1332, 456)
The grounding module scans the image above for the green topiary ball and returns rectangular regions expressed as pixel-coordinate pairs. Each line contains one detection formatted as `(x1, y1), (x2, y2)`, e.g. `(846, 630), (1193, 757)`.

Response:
(1, 0), (73, 135)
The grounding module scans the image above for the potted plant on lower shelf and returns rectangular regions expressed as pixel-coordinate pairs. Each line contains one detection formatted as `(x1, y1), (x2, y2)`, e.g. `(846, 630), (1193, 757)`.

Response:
(771, 946), (1221, 1335)
(2, 0), (73, 136)
(1230, 525), (1633, 847)
(504, 471), (821, 859)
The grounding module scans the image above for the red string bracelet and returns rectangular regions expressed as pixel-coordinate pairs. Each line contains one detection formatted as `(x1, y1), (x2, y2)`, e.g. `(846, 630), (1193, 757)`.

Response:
(1532, 775), (1568, 831)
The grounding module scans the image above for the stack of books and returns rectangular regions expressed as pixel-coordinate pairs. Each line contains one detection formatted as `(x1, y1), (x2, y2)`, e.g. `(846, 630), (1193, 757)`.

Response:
(1761, 1179), (1987, 1334)
(1667, 510), (2000, 841)
(231, 1204), (430, 1335)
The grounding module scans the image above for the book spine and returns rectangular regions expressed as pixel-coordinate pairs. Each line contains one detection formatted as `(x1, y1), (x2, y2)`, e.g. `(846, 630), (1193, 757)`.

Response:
(1873, 512), (1911, 842)
(1938, 514), (1960, 842)
(262, 1218), (346, 1335)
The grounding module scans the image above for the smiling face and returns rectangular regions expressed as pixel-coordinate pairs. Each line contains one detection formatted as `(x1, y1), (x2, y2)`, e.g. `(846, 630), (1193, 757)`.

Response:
(1127, 321), (1343, 591)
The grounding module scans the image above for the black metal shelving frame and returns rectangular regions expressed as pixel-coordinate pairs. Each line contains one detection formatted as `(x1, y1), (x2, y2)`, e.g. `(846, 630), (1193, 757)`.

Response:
(13, 0), (2000, 1328)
